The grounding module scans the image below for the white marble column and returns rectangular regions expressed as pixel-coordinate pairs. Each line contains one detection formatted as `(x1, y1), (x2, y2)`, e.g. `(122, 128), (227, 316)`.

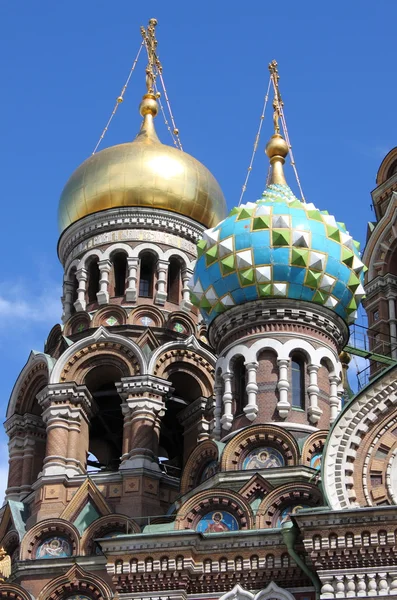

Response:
(126, 257), (139, 302)
(213, 381), (223, 440)
(329, 374), (341, 424)
(62, 280), (75, 322)
(155, 259), (168, 305)
(244, 361), (258, 421)
(388, 296), (397, 358)
(181, 267), (193, 312)
(307, 364), (322, 424)
(221, 372), (233, 430)
(74, 268), (88, 312)
(277, 358), (290, 418)
(97, 259), (112, 305)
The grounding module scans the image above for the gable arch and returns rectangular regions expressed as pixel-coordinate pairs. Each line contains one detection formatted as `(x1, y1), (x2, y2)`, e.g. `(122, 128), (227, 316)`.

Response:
(20, 518), (80, 560)
(81, 514), (140, 555)
(103, 242), (134, 259)
(37, 564), (112, 600)
(49, 327), (145, 384)
(78, 248), (104, 269)
(180, 439), (220, 495)
(132, 242), (164, 259)
(221, 424), (299, 471)
(7, 352), (54, 418)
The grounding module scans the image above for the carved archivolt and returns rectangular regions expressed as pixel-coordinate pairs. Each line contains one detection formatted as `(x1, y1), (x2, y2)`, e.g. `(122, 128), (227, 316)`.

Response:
(91, 305), (128, 328)
(301, 430), (327, 466)
(323, 364), (397, 509)
(20, 518), (80, 560)
(256, 482), (322, 528)
(0, 584), (32, 600)
(63, 311), (91, 336)
(376, 146), (397, 185)
(175, 488), (254, 531)
(81, 514), (140, 555)
(221, 424), (299, 471)
(180, 440), (219, 495)
(128, 305), (165, 327)
(37, 564), (113, 600)
(153, 347), (214, 396)
(7, 353), (51, 417)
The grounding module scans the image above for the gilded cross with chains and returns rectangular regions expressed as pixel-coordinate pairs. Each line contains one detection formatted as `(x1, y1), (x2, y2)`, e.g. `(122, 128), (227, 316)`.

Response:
(269, 59), (284, 135)
(141, 18), (162, 95)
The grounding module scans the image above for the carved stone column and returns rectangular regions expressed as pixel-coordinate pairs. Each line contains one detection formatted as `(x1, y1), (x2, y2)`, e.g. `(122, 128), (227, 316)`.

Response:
(178, 396), (210, 462)
(74, 267), (88, 312)
(329, 374), (341, 424)
(62, 280), (75, 323)
(126, 257), (139, 302)
(97, 259), (112, 304)
(307, 364), (322, 424)
(221, 372), (233, 430)
(38, 383), (94, 477)
(181, 267), (193, 312)
(155, 259), (169, 305)
(277, 358), (290, 418)
(213, 381), (223, 440)
(4, 413), (46, 500)
(117, 376), (170, 471)
(244, 361), (258, 421)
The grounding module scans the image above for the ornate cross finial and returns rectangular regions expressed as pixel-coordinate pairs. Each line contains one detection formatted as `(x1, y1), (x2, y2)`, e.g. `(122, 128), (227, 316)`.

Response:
(141, 18), (162, 95)
(268, 59), (284, 135)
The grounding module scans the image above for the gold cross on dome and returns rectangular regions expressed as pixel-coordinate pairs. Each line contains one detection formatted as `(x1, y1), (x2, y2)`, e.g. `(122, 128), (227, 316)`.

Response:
(269, 59), (284, 135)
(141, 18), (162, 95)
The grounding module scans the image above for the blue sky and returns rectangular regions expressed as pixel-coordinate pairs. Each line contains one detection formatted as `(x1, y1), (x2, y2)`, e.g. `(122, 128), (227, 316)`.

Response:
(0, 1), (395, 499)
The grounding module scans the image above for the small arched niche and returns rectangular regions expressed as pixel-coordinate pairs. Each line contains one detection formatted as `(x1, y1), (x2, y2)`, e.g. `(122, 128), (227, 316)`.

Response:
(159, 370), (203, 473)
(139, 251), (156, 299)
(86, 257), (100, 305)
(290, 352), (306, 410)
(111, 251), (128, 298)
(85, 364), (124, 471)
(167, 256), (183, 304)
(231, 355), (247, 416)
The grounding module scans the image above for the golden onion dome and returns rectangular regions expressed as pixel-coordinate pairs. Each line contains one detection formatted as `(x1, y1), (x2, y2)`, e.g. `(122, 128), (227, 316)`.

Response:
(58, 94), (227, 233)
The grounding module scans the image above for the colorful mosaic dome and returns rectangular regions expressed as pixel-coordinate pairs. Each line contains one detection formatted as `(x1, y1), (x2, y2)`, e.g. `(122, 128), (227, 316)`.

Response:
(189, 182), (366, 325)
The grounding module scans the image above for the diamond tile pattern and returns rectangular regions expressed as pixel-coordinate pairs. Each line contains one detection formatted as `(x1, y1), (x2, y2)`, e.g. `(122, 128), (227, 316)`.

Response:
(189, 184), (366, 324)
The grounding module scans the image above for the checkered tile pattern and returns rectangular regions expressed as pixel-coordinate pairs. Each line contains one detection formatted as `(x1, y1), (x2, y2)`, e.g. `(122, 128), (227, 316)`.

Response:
(189, 184), (366, 325)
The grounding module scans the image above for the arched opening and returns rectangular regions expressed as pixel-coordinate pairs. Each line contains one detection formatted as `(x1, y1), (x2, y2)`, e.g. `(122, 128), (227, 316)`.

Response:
(233, 357), (247, 415)
(112, 252), (127, 297)
(159, 370), (203, 474)
(139, 252), (156, 298)
(86, 257), (100, 304)
(167, 257), (182, 304)
(85, 365), (124, 471)
(291, 354), (305, 409)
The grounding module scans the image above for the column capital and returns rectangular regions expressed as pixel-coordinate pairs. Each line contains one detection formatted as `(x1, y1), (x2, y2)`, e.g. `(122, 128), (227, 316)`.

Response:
(76, 267), (88, 279)
(98, 258), (112, 270)
(117, 375), (172, 402)
(277, 357), (290, 367)
(244, 361), (258, 370)
(37, 383), (94, 421)
(127, 256), (139, 267)
(307, 363), (320, 374)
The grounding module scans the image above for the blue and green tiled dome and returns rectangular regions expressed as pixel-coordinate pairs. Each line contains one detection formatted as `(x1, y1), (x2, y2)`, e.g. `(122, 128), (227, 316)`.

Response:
(189, 182), (366, 325)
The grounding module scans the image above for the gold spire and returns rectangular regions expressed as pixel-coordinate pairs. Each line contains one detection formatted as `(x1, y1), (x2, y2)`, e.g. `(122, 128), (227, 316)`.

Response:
(265, 60), (289, 185)
(136, 18), (162, 144)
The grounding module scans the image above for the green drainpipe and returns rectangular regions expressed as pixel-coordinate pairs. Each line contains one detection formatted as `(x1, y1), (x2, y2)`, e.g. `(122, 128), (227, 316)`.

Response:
(281, 521), (321, 600)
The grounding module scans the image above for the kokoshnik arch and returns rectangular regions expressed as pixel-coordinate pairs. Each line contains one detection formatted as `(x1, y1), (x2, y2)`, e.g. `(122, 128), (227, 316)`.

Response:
(2, 17), (397, 600)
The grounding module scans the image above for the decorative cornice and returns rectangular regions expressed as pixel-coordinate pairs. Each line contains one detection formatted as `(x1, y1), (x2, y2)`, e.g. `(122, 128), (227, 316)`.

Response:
(209, 299), (348, 353)
(58, 206), (204, 266)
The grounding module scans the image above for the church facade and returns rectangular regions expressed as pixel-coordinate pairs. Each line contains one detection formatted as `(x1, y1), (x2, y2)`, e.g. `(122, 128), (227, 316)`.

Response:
(2, 20), (397, 600)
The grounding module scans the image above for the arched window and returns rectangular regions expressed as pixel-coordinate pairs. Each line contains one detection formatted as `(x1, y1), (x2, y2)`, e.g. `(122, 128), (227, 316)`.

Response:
(86, 257), (100, 304)
(139, 252), (155, 298)
(219, 557), (227, 572)
(291, 355), (305, 408)
(112, 252), (127, 297)
(167, 258), (182, 304)
(85, 365), (124, 471)
(203, 558), (212, 573)
(233, 357), (247, 414)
